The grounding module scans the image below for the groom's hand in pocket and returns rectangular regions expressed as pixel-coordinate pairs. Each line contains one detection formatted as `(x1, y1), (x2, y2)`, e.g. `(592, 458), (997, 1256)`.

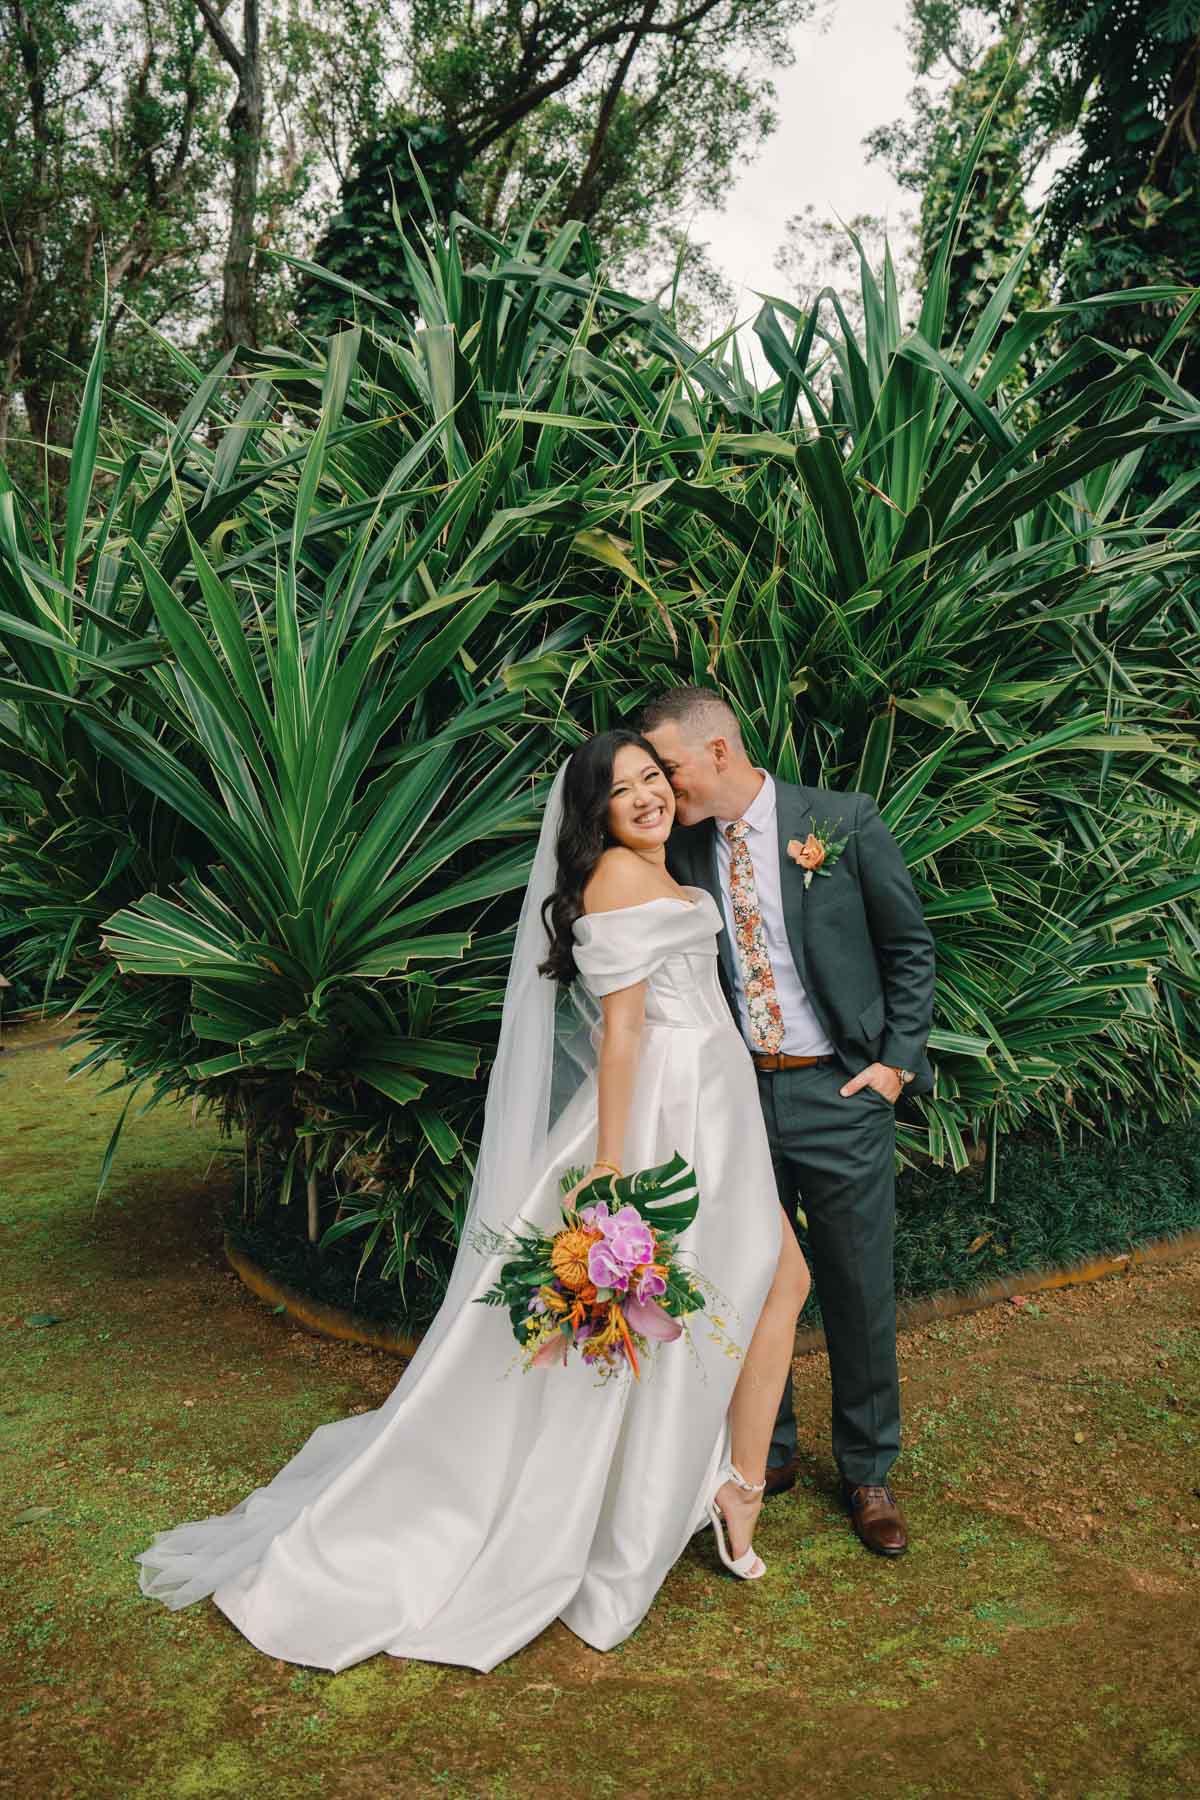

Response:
(840, 1062), (902, 1104)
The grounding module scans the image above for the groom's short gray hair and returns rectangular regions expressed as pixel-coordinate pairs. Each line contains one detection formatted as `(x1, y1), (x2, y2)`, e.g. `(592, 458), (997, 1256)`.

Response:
(641, 685), (745, 751)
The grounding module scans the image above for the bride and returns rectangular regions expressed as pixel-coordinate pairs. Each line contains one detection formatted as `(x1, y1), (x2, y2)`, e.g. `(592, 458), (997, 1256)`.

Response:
(137, 729), (811, 1672)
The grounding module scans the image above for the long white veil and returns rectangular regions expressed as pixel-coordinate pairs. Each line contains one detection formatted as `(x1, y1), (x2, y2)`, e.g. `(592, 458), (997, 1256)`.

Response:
(404, 761), (597, 1371)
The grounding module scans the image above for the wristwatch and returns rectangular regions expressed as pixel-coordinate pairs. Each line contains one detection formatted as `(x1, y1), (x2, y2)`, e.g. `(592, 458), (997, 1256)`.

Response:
(891, 1067), (916, 1086)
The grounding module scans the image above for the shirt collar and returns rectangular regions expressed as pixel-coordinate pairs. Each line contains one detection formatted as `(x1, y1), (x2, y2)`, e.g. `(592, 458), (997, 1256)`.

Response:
(718, 769), (775, 836)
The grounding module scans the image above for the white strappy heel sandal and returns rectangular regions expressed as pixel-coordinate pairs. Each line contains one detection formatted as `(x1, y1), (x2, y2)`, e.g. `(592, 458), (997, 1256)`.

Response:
(708, 1463), (767, 1580)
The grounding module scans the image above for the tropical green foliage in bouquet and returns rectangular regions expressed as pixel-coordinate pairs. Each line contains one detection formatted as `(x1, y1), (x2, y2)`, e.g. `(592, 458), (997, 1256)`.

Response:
(476, 1153), (707, 1377)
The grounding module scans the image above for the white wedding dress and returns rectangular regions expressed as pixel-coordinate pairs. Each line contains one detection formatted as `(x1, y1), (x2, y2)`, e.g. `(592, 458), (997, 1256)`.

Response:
(136, 887), (782, 1672)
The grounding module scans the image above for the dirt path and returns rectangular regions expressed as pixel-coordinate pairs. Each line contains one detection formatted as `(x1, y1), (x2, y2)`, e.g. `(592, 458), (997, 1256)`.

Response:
(2, 1042), (1198, 1798)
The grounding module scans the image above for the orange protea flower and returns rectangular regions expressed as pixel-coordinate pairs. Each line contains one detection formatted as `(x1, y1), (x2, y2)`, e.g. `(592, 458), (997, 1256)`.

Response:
(550, 1226), (601, 1292)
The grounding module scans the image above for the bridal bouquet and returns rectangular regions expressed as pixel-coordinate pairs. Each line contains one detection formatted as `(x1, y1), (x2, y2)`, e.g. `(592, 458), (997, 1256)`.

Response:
(477, 1152), (706, 1379)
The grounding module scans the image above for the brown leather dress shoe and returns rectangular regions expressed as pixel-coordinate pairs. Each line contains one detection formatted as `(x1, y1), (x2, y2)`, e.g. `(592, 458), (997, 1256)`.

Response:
(763, 1453), (801, 1498)
(842, 1480), (908, 1556)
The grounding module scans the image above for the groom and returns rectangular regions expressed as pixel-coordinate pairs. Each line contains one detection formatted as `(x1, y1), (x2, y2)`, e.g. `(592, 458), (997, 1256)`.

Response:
(642, 686), (935, 1557)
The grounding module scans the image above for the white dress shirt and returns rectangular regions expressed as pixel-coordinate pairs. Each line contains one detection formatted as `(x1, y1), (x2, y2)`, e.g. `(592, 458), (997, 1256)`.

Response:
(715, 771), (835, 1057)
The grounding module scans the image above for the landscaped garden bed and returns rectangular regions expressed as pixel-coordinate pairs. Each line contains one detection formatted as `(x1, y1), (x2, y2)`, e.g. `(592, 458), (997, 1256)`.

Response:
(221, 1115), (1200, 1343)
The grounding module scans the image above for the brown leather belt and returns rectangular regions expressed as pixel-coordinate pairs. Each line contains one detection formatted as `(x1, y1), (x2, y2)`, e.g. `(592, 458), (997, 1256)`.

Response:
(752, 1052), (836, 1073)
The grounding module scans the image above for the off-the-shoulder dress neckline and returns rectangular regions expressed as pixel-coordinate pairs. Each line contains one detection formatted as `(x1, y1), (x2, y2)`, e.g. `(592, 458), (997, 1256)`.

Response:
(580, 883), (707, 920)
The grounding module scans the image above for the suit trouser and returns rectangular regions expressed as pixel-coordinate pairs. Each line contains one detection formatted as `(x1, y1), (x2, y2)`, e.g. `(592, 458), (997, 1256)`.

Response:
(756, 1061), (900, 1488)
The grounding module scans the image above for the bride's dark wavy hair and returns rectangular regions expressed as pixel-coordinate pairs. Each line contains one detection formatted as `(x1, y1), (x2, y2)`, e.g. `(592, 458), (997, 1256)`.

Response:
(538, 729), (671, 985)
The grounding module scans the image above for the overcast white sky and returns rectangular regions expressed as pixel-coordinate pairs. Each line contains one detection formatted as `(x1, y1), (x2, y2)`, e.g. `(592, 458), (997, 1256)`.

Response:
(689, 0), (913, 332)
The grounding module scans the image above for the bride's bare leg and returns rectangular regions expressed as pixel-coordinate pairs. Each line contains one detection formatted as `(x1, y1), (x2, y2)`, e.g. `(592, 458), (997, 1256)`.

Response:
(717, 1212), (811, 1562)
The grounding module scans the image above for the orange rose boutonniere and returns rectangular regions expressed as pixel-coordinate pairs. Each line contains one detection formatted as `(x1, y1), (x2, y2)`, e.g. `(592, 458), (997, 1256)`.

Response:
(787, 822), (850, 890)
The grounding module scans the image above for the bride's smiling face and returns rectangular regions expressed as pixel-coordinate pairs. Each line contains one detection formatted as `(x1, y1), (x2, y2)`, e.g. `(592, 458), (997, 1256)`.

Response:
(606, 744), (675, 852)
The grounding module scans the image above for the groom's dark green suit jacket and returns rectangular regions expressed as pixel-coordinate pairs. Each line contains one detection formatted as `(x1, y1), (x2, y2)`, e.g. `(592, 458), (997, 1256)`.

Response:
(667, 780), (936, 1096)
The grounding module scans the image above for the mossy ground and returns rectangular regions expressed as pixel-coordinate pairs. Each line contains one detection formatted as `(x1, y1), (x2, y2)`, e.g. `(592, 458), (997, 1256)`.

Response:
(2, 1028), (1198, 1799)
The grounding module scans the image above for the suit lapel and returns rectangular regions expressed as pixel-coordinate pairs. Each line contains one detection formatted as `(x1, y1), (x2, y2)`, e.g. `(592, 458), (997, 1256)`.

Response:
(706, 824), (739, 999)
(680, 821), (737, 999)
(773, 779), (815, 989)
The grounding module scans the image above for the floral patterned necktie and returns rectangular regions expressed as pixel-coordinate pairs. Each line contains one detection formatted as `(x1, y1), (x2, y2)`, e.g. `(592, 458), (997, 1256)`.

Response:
(724, 821), (785, 1053)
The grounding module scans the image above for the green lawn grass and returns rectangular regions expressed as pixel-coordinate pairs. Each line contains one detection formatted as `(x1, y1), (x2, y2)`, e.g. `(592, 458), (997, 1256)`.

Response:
(3, 1036), (1199, 1798)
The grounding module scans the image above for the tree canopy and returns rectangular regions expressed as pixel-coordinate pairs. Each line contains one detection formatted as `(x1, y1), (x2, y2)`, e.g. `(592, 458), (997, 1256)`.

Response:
(866, 0), (1200, 492)
(1, 0), (816, 471)
(304, 0), (811, 334)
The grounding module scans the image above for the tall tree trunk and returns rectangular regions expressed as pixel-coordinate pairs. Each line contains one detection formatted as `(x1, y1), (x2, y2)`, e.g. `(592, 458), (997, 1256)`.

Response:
(565, 0), (659, 222)
(2, 0), (48, 458)
(197, 0), (262, 354)
(21, 383), (56, 497)
(222, 3), (262, 352)
(0, 239), (37, 457)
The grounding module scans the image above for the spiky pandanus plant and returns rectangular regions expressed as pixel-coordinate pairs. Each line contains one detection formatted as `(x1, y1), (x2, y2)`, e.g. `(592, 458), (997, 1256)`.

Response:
(730, 141), (1200, 1184)
(1, 127), (1197, 1321)
(0, 219), (747, 1309)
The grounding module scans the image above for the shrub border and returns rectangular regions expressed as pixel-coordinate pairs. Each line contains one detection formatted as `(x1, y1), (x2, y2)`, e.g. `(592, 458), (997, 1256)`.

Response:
(224, 1234), (423, 1358)
(224, 1227), (1200, 1361)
